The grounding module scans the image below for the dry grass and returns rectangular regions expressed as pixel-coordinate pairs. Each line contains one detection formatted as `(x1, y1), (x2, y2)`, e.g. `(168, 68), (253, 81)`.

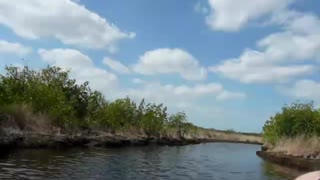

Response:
(0, 104), (51, 133)
(211, 130), (262, 143)
(272, 135), (320, 156)
(186, 128), (263, 143)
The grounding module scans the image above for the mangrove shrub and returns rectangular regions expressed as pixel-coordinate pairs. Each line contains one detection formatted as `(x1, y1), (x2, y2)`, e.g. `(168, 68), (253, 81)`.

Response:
(0, 65), (192, 136)
(262, 102), (320, 145)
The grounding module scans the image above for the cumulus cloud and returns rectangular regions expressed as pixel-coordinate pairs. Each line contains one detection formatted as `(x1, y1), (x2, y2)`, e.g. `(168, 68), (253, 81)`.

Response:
(38, 48), (92, 69)
(0, 0), (135, 51)
(205, 0), (294, 31)
(103, 57), (130, 74)
(281, 80), (320, 102)
(116, 81), (245, 106)
(260, 11), (320, 62)
(38, 48), (118, 92)
(0, 40), (31, 55)
(133, 48), (207, 81)
(210, 51), (315, 84)
(210, 11), (320, 84)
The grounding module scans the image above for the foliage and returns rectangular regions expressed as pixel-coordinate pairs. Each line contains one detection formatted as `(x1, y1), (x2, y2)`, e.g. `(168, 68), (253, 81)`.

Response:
(262, 102), (320, 145)
(0, 66), (93, 128)
(0, 65), (194, 136)
(225, 129), (236, 134)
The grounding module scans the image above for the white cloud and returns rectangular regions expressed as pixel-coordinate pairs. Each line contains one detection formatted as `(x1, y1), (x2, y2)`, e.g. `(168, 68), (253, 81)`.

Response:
(168, 83), (223, 97)
(132, 78), (146, 84)
(117, 81), (245, 106)
(103, 57), (130, 74)
(257, 32), (320, 63)
(205, 0), (294, 31)
(282, 80), (320, 101)
(259, 11), (320, 63)
(270, 10), (320, 34)
(194, 2), (209, 14)
(133, 48), (207, 81)
(210, 11), (320, 84)
(38, 48), (92, 69)
(71, 0), (81, 3)
(0, 40), (31, 55)
(210, 51), (316, 84)
(217, 91), (246, 101)
(38, 48), (117, 92)
(0, 0), (135, 51)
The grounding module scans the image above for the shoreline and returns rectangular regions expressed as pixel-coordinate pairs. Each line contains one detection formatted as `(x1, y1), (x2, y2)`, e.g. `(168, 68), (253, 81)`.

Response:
(0, 131), (262, 150)
(256, 150), (320, 171)
(0, 65), (262, 151)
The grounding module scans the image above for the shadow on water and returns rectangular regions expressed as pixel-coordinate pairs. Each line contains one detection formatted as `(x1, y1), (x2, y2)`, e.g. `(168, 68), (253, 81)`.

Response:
(261, 160), (306, 180)
(0, 147), (16, 159)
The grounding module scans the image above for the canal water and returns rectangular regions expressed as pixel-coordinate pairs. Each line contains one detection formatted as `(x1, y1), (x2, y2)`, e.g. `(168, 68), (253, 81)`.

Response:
(0, 143), (304, 179)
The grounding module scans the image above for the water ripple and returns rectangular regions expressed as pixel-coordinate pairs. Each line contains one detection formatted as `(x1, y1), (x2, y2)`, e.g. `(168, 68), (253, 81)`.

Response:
(0, 143), (303, 180)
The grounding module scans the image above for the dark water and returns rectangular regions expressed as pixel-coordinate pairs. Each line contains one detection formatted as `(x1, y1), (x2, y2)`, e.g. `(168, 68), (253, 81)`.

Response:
(0, 143), (304, 180)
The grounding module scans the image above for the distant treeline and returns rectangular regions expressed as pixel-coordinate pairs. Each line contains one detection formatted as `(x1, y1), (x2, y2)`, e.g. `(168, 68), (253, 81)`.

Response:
(209, 128), (261, 136)
(0, 66), (198, 136)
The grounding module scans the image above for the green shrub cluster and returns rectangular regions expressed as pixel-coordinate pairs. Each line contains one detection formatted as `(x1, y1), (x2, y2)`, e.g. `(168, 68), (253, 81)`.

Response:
(0, 65), (194, 136)
(262, 102), (320, 145)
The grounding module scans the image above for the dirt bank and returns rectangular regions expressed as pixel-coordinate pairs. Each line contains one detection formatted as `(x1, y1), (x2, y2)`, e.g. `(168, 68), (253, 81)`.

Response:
(257, 151), (320, 171)
(0, 128), (262, 150)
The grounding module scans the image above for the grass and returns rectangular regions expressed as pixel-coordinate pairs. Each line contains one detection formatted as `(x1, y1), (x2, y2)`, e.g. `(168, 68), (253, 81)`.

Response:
(209, 128), (261, 136)
(272, 135), (320, 157)
(0, 104), (51, 133)
(182, 128), (262, 143)
(209, 129), (262, 143)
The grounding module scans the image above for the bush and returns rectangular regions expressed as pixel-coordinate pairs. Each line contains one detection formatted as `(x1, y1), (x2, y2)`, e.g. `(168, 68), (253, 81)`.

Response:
(262, 102), (320, 145)
(0, 65), (195, 136)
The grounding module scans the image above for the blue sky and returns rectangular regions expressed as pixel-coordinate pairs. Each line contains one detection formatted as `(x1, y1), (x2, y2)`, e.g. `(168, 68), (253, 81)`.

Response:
(0, 0), (320, 132)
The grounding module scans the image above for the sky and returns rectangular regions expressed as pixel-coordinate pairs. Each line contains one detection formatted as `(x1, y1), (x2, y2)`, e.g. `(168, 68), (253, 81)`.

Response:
(0, 0), (319, 132)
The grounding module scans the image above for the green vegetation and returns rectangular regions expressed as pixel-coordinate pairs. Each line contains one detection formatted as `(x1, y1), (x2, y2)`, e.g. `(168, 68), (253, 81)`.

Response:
(0, 65), (264, 146)
(262, 102), (320, 146)
(0, 65), (194, 137)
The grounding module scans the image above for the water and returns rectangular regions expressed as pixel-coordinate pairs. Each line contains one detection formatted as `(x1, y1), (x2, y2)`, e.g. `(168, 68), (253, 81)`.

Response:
(0, 143), (304, 180)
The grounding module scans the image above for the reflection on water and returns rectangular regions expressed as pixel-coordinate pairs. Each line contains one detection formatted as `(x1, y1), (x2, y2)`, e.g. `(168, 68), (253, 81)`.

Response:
(262, 161), (305, 179)
(0, 143), (304, 180)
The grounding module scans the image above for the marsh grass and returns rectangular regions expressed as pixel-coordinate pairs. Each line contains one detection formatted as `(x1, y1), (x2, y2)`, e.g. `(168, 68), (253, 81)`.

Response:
(272, 135), (320, 156)
(0, 104), (51, 133)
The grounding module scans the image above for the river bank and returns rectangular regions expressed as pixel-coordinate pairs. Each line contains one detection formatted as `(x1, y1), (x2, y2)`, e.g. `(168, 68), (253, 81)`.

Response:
(0, 128), (262, 150)
(256, 151), (320, 171)
(256, 135), (320, 171)
(0, 66), (263, 150)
